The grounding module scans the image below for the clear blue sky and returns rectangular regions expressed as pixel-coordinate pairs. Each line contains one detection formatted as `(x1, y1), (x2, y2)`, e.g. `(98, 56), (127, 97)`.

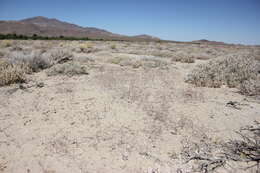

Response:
(0, 0), (259, 44)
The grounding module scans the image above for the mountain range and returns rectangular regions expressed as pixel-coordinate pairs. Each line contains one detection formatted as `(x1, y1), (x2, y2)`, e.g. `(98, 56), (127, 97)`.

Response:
(0, 16), (160, 41)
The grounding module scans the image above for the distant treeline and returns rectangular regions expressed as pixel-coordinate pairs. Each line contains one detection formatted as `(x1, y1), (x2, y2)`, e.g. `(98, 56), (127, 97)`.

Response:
(0, 33), (109, 41)
(0, 33), (167, 43)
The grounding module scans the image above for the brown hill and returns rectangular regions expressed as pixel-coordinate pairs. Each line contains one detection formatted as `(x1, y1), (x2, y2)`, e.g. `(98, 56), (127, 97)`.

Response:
(0, 16), (160, 41)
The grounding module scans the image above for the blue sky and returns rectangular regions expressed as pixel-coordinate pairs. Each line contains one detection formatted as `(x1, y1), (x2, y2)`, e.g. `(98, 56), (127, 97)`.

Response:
(0, 0), (259, 44)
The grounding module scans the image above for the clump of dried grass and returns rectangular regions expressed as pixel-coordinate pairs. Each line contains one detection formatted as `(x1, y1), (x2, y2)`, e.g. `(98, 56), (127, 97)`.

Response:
(79, 42), (94, 53)
(0, 59), (30, 86)
(0, 40), (13, 48)
(186, 54), (260, 95)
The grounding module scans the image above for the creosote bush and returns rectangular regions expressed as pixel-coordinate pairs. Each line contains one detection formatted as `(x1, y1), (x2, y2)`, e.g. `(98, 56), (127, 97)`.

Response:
(186, 54), (260, 95)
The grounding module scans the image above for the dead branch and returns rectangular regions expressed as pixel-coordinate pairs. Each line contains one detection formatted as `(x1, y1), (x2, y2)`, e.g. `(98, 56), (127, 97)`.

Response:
(182, 121), (260, 172)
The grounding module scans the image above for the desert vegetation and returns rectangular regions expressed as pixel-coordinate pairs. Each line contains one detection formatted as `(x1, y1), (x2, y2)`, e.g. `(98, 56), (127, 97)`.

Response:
(0, 59), (29, 86)
(186, 54), (260, 96)
(0, 39), (259, 173)
(47, 62), (88, 76)
(181, 121), (260, 172)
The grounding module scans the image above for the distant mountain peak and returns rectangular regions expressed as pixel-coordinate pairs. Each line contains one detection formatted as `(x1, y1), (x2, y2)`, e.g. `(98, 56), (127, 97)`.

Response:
(20, 16), (66, 27)
(21, 16), (51, 22)
(31, 16), (48, 19)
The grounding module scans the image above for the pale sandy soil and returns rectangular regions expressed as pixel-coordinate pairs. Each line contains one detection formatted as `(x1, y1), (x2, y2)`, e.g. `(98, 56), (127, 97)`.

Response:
(0, 40), (260, 173)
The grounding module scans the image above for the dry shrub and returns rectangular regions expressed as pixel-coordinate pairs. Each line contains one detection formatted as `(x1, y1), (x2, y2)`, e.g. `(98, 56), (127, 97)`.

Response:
(6, 49), (73, 73)
(0, 51), (5, 58)
(0, 59), (29, 86)
(171, 54), (195, 63)
(181, 121), (260, 173)
(240, 77), (260, 96)
(223, 121), (260, 166)
(141, 57), (169, 68)
(27, 54), (51, 72)
(79, 42), (94, 53)
(181, 134), (225, 173)
(191, 53), (212, 60)
(0, 40), (12, 48)
(186, 54), (259, 91)
(255, 55), (260, 61)
(252, 48), (260, 61)
(7, 51), (51, 72)
(74, 55), (95, 64)
(121, 59), (142, 68)
(45, 49), (73, 64)
(110, 44), (116, 49)
(47, 62), (88, 76)
(107, 55), (139, 68)
(107, 56), (126, 65)
(107, 56), (168, 69)
(150, 51), (173, 58)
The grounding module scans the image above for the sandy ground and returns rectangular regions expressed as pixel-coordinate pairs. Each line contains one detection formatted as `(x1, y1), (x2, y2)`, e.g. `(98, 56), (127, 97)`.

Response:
(0, 41), (260, 173)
